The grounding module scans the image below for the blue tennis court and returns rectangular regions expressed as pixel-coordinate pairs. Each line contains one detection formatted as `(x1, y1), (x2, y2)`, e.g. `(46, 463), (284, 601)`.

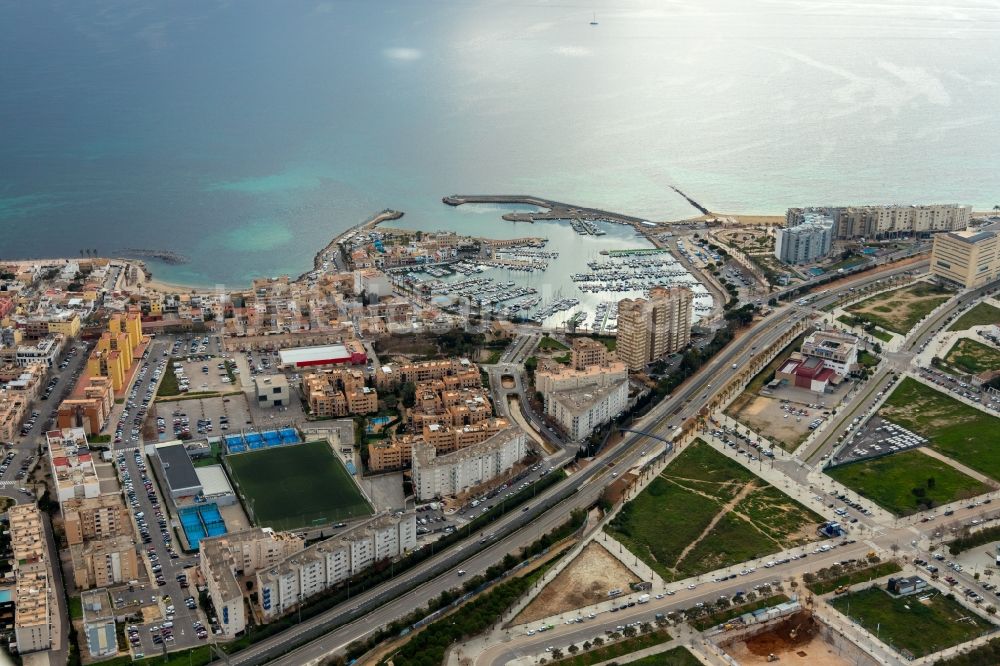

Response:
(179, 503), (227, 549)
(224, 428), (303, 454)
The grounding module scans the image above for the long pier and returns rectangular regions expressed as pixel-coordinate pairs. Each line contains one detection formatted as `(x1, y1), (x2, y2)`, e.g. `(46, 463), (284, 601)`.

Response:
(442, 194), (652, 229)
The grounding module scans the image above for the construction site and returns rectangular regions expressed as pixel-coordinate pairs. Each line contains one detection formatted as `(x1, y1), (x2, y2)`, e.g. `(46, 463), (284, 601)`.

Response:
(715, 612), (878, 666)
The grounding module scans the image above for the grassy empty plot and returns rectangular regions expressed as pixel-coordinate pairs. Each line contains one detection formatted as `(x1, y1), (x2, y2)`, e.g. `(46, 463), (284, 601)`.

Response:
(606, 441), (821, 581)
(943, 338), (1000, 376)
(628, 648), (702, 666)
(880, 377), (1000, 481)
(226, 440), (372, 530)
(829, 587), (994, 658)
(156, 358), (181, 397)
(549, 630), (674, 666)
(826, 449), (989, 516)
(846, 282), (953, 335)
(806, 561), (902, 595)
(538, 335), (569, 351)
(948, 302), (1000, 331)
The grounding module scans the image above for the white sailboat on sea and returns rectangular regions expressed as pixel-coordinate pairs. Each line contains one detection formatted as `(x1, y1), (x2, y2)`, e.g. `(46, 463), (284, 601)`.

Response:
(590, 12), (599, 25)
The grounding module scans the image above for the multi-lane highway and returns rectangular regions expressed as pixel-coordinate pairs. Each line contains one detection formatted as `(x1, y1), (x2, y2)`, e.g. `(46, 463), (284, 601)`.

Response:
(219, 259), (933, 666)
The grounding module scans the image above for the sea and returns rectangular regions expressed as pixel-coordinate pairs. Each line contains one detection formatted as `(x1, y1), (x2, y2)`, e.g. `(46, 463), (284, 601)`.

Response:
(1, 0), (998, 288)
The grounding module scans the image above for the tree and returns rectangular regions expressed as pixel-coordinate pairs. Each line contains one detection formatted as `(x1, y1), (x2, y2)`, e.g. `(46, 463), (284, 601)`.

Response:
(551, 648), (563, 660)
(592, 636), (605, 648)
(400, 381), (417, 408)
(582, 641), (592, 651)
(568, 644), (579, 655)
(623, 625), (637, 638)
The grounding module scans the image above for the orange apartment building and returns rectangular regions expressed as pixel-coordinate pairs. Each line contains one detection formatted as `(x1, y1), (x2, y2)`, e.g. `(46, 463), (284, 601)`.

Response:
(85, 311), (145, 392)
(63, 495), (133, 546)
(368, 418), (509, 472)
(303, 368), (378, 418)
(57, 376), (114, 435)
(375, 358), (481, 390)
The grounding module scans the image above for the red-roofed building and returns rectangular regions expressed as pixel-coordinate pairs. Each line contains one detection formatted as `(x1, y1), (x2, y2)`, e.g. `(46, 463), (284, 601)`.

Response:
(776, 356), (842, 393)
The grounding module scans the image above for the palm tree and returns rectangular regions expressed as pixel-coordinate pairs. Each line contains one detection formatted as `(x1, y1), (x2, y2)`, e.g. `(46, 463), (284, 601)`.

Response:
(993, 204), (999, 218)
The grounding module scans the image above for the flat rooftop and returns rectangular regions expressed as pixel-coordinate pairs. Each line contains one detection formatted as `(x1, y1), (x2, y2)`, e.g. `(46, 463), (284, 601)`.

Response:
(156, 442), (202, 493)
(196, 464), (235, 497)
(278, 344), (350, 366)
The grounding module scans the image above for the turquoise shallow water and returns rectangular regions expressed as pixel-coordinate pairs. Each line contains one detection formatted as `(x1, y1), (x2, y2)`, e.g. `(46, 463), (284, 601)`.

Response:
(1, 0), (998, 287)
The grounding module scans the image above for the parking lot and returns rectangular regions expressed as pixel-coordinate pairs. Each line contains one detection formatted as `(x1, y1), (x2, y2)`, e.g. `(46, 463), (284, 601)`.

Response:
(113, 447), (212, 657)
(832, 415), (928, 466)
(157, 394), (253, 442)
(918, 367), (1000, 414)
(168, 354), (237, 395)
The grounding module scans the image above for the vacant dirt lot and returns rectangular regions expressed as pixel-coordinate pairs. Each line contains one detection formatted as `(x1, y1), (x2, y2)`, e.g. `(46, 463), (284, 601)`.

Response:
(514, 542), (641, 624)
(728, 395), (814, 451)
(723, 614), (852, 666)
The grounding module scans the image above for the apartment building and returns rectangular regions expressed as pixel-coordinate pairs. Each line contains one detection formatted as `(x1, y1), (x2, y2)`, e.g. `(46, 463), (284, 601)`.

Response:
(12, 334), (64, 368)
(616, 286), (693, 371)
(535, 358), (628, 395)
(569, 337), (609, 370)
(256, 513), (416, 621)
(9, 504), (52, 654)
(412, 427), (527, 501)
(369, 418), (509, 472)
(546, 380), (629, 441)
(787, 204), (971, 240)
(303, 367), (378, 418)
(0, 390), (27, 441)
(86, 310), (145, 391)
(199, 528), (304, 638)
(775, 213), (834, 264)
(0, 362), (46, 402)
(63, 495), (133, 546)
(375, 358), (480, 390)
(407, 381), (493, 430)
(930, 228), (1000, 289)
(46, 427), (101, 508)
(57, 375), (114, 435)
(71, 536), (139, 590)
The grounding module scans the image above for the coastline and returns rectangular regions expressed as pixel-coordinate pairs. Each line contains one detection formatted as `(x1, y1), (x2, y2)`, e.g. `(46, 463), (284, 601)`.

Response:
(139, 209), (405, 295)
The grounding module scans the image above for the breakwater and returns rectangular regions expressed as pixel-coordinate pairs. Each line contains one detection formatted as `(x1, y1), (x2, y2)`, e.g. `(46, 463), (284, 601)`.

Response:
(300, 209), (404, 281)
(442, 194), (651, 229)
(114, 248), (188, 265)
(669, 186), (712, 215)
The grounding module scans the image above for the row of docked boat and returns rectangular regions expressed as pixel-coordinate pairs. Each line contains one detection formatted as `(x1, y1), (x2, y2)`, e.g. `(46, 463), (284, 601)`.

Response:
(569, 218), (607, 236)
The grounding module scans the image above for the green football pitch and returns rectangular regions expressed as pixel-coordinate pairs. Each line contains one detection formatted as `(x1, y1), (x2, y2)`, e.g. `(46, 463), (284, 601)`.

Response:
(225, 440), (373, 530)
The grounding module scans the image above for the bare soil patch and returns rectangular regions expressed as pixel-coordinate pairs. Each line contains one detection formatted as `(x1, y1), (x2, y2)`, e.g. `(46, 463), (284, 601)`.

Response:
(514, 541), (641, 624)
(723, 613), (851, 666)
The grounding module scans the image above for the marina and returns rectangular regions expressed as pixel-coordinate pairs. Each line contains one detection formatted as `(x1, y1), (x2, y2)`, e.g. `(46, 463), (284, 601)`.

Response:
(395, 216), (714, 331)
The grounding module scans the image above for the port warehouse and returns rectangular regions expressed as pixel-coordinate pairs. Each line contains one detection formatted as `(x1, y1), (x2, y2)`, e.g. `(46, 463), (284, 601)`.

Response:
(154, 431), (372, 542)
